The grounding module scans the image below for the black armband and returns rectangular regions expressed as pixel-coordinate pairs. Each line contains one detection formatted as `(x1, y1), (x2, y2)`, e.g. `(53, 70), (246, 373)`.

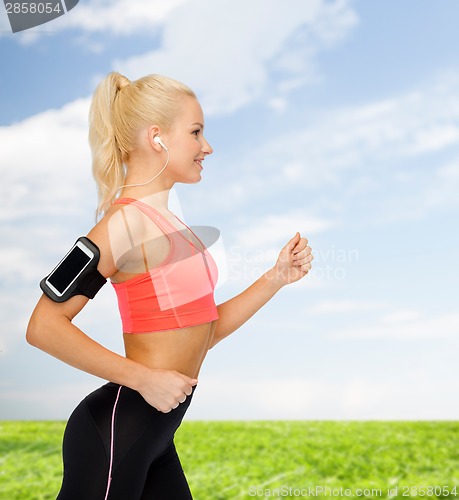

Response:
(40, 236), (107, 303)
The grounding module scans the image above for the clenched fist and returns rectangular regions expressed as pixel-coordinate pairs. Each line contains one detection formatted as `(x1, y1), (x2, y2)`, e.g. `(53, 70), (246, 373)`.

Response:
(269, 232), (313, 287)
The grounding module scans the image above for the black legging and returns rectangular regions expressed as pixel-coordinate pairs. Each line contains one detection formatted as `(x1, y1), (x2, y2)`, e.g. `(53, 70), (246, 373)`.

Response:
(57, 382), (195, 499)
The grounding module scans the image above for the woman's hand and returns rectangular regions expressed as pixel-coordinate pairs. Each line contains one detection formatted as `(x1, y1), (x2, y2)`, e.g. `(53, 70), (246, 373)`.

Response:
(269, 232), (313, 287)
(137, 368), (198, 413)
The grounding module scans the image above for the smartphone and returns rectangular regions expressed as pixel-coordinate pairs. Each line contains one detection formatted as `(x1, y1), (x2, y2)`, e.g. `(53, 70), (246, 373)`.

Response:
(44, 239), (96, 298)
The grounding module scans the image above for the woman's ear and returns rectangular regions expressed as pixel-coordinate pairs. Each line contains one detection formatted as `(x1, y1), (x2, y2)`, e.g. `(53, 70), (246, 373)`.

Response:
(146, 125), (163, 152)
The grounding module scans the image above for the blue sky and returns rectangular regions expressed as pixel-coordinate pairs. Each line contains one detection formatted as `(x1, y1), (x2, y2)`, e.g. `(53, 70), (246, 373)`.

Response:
(1, 0), (458, 420)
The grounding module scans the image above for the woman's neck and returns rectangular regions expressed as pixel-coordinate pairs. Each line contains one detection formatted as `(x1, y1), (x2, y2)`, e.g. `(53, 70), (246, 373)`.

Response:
(118, 187), (172, 211)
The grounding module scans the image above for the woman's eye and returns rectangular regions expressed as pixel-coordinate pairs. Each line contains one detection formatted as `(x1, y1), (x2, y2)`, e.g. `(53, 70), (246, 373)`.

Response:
(192, 129), (200, 136)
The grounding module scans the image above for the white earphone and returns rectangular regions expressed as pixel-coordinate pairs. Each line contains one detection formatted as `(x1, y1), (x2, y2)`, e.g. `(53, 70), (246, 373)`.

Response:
(153, 136), (168, 151)
(116, 136), (170, 191)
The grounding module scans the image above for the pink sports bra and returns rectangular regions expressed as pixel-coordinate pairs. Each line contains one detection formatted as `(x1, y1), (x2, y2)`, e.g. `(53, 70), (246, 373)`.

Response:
(111, 198), (219, 333)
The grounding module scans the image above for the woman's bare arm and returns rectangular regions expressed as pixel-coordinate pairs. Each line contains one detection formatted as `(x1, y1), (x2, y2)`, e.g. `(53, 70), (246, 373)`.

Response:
(209, 232), (313, 348)
(27, 294), (151, 387)
(210, 268), (283, 348)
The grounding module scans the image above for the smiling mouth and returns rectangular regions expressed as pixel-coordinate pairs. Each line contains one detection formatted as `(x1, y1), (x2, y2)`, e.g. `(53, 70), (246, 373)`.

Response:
(194, 159), (203, 167)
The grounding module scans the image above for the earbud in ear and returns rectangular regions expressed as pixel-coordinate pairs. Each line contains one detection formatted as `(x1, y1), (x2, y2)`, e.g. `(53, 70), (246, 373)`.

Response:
(153, 136), (168, 152)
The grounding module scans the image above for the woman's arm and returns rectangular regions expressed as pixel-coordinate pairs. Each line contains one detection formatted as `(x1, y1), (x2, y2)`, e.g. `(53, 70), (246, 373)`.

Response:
(26, 221), (196, 412)
(209, 232), (313, 348)
(210, 267), (283, 348)
(27, 294), (151, 387)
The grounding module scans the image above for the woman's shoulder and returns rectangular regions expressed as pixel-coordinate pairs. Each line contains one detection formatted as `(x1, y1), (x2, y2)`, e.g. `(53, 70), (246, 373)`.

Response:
(88, 202), (140, 251)
(84, 203), (143, 276)
(90, 200), (168, 277)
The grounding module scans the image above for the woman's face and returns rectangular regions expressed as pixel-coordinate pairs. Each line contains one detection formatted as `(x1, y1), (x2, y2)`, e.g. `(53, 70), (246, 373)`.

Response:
(163, 96), (213, 184)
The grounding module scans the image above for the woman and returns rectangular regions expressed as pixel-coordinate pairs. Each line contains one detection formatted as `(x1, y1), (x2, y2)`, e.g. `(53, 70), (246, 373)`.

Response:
(26, 71), (313, 499)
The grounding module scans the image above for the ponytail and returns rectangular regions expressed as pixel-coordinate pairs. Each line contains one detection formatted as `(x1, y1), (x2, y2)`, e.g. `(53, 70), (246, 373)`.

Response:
(88, 71), (195, 220)
(89, 72), (129, 219)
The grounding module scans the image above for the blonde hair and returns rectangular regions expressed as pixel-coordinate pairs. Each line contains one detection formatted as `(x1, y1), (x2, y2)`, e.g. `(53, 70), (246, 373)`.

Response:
(88, 71), (196, 219)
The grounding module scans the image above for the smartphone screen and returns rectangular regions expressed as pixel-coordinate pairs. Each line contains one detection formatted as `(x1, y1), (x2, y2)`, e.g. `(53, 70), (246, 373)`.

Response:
(47, 245), (92, 294)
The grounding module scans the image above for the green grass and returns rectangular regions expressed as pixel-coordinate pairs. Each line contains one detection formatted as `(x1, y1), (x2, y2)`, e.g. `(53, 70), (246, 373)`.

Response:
(1, 421), (459, 499)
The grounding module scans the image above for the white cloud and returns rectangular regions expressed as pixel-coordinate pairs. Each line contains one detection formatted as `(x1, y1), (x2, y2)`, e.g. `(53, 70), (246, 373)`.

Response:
(2, 0), (189, 42)
(204, 71), (459, 219)
(421, 156), (459, 211)
(0, 381), (101, 419)
(4, 371), (459, 419)
(219, 211), (331, 287)
(0, 98), (102, 366)
(307, 299), (387, 315)
(330, 312), (459, 340)
(381, 309), (422, 324)
(270, 79), (459, 185)
(267, 97), (288, 113)
(438, 160), (459, 180)
(61, 0), (187, 35)
(6, 0), (358, 68)
(406, 124), (459, 155)
(0, 97), (93, 221)
(0, 247), (34, 281)
(188, 374), (459, 419)
(115, 0), (357, 116)
(234, 212), (333, 251)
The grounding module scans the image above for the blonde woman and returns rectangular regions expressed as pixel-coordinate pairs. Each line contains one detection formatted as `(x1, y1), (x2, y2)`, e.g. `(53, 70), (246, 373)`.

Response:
(27, 71), (313, 499)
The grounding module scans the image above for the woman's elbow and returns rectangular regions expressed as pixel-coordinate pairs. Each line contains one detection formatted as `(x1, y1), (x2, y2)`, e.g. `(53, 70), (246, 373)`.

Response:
(26, 308), (57, 349)
(26, 313), (45, 348)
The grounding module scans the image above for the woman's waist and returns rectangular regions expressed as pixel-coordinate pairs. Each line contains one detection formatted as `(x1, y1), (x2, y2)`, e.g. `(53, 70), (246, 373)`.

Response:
(123, 321), (216, 377)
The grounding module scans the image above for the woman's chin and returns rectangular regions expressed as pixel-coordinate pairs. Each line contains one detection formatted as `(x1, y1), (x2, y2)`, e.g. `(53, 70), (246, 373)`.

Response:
(177, 175), (202, 185)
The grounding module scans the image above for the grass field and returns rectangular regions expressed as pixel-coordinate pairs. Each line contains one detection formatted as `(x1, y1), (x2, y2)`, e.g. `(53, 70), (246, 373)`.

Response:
(1, 421), (459, 499)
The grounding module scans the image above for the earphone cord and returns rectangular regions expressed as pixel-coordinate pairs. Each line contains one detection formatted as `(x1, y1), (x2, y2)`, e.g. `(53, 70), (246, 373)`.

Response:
(117, 149), (170, 191)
